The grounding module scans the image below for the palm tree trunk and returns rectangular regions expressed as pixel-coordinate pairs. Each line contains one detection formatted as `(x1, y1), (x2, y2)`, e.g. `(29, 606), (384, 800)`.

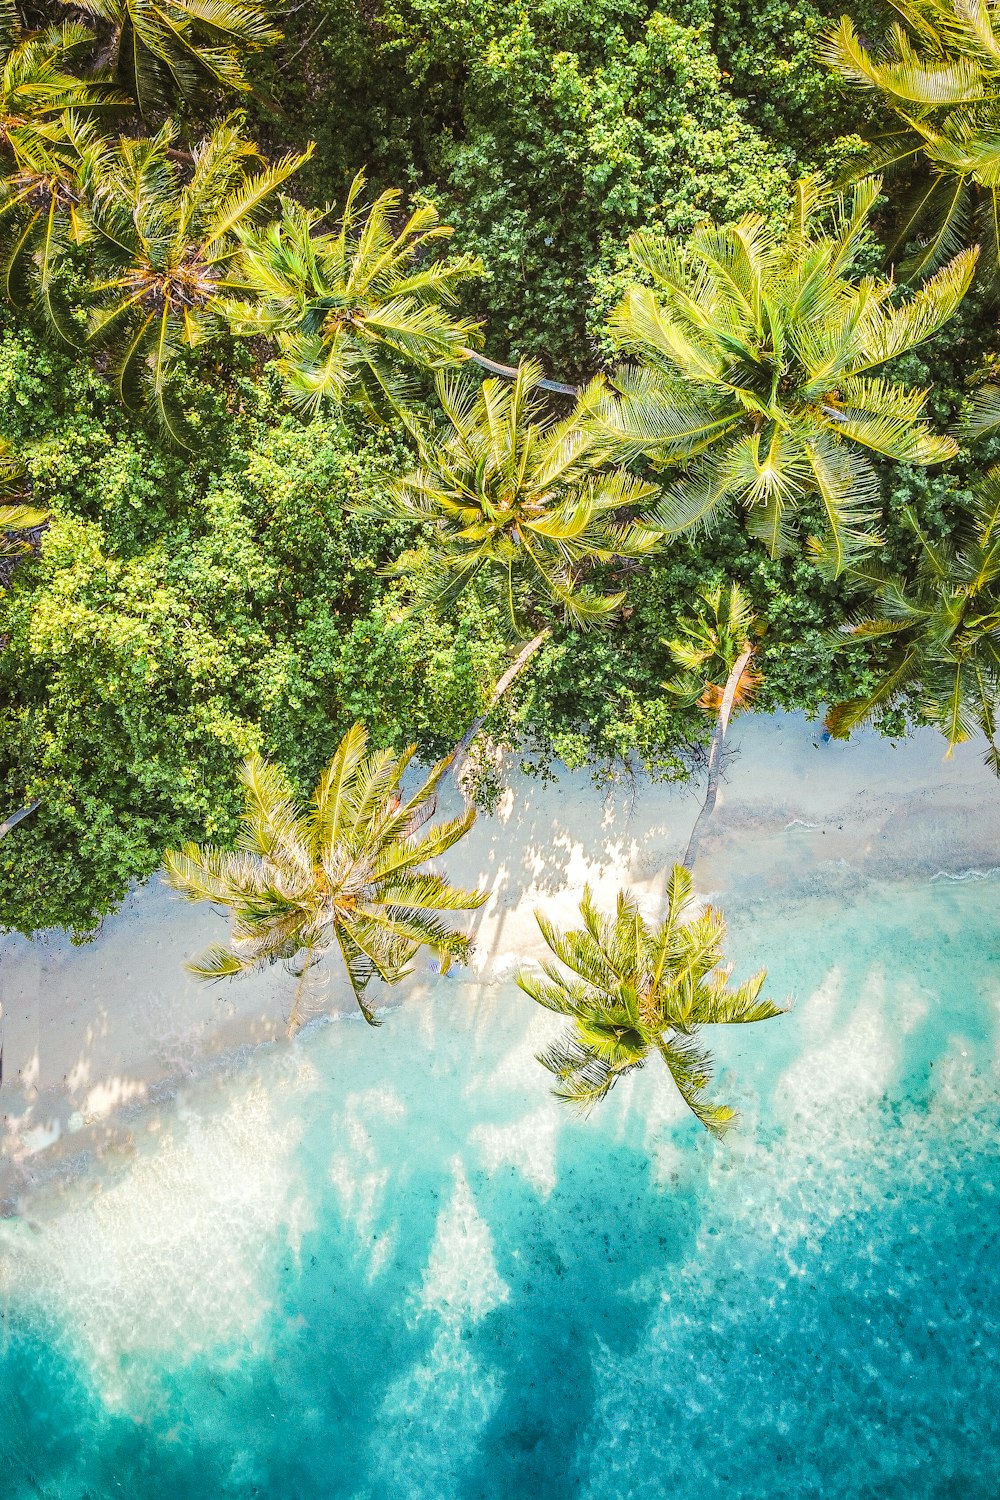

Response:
(450, 627), (553, 787)
(460, 348), (578, 398)
(682, 646), (753, 871)
(0, 800), (39, 841)
(287, 946), (318, 1036)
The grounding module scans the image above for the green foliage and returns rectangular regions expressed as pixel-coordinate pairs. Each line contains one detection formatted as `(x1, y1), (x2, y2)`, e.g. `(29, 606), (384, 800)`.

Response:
(82, 117), (308, 446)
(66, 0), (281, 115)
(827, 466), (1000, 769)
(824, 0), (1000, 281)
(431, 11), (795, 371)
(501, 520), (894, 779)
(254, 0), (859, 373)
(0, 434), (45, 563)
(664, 581), (759, 705)
(0, 16), (125, 166)
(715, 0), (863, 154)
(0, 323), (501, 934)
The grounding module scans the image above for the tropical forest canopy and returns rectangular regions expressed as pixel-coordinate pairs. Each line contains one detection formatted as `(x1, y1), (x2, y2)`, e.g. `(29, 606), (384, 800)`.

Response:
(2, 0), (1000, 937)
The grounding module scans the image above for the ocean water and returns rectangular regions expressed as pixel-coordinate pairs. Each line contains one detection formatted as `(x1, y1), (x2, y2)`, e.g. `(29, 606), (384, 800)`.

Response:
(1, 874), (999, 1498)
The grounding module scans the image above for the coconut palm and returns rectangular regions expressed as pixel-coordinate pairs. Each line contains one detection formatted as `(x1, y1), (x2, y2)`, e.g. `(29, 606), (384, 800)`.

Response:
(84, 116), (308, 445)
(0, 437), (45, 568)
(0, 112), (106, 338)
(826, 468), (1000, 770)
(228, 175), (484, 419)
(0, 16), (125, 169)
(517, 866), (783, 1132)
(165, 723), (488, 1031)
(602, 176), (974, 576)
(824, 0), (1000, 279)
(665, 581), (761, 713)
(64, 0), (280, 115)
(665, 582), (763, 866)
(385, 360), (661, 635)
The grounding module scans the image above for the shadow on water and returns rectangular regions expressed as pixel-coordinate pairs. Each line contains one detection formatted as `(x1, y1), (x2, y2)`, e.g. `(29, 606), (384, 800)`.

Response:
(2, 875), (1000, 1499)
(457, 1129), (699, 1500)
(0, 1073), (702, 1498)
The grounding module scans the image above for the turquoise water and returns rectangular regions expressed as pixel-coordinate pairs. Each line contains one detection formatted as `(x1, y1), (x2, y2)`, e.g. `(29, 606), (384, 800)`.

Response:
(1, 874), (999, 1497)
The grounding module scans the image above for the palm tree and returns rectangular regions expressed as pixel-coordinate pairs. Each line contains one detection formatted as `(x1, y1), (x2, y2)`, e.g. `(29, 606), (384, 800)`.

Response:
(826, 468), (1000, 770)
(602, 176), (973, 576)
(228, 174), (485, 419)
(517, 866), (783, 1133)
(385, 360), (662, 636)
(0, 112), (106, 338)
(84, 116), (308, 444)
(164, 723), (488, 1031)
(665, 582), (763, 866)
(0, 12), (126, 334)
(64, 0), (280, 115)
(665, 581), (761, 714)
(824, 0), (1000, 279)
(0, 16), (125, 168)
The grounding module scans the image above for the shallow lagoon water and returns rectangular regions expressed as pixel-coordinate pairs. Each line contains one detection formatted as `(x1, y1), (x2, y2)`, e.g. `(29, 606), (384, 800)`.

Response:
(1, 873), (999, 1498)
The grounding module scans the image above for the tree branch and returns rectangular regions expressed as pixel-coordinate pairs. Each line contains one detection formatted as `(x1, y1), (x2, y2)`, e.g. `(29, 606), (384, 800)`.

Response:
(0, 800), (40, 841)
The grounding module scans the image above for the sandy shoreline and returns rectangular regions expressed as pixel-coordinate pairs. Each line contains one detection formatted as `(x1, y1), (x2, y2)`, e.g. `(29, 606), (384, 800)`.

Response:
(2, 709), (998, 1202)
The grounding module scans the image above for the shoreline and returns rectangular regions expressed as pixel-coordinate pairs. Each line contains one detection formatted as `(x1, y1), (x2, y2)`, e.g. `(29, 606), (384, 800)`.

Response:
(3, 709), (999, 1203)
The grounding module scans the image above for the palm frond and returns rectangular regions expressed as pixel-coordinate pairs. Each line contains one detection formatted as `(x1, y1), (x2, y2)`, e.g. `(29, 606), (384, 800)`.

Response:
(167, 724), (483, 1023)
(518, 866), (781, 1129)
(604, 173), (966, 567)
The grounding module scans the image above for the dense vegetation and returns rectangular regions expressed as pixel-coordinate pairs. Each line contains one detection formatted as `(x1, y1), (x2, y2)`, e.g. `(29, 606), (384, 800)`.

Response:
(2, 0), (1000, 945)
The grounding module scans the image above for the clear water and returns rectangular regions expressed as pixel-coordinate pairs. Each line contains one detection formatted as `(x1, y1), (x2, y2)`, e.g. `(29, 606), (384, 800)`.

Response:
(1, 875), (999, 1498)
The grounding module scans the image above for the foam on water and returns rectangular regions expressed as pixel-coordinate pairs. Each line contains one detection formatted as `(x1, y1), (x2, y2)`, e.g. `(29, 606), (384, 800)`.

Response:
(1, 874), (999, 1497)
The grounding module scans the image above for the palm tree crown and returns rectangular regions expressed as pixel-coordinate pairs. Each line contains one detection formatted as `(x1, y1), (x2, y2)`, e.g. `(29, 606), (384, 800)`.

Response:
(665, 581), (761, 712)
(0, 110), (103, 336)
(165, 723), (488, 1030)
(518, 866), (783, 1133)
(603, 176), (974, 575)
(229, 173), (484, 418)
(0, 17), (124, 168)
(827, 467), (1000, 770)
(85, 116), (308, 444)
(385, 360), (662, 634)
(64, 0), (280, 115)
(824, 0), (1000, 278)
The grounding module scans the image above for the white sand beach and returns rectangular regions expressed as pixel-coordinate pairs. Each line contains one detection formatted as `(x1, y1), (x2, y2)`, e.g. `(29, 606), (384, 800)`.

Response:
(2, 709), (998, 1202)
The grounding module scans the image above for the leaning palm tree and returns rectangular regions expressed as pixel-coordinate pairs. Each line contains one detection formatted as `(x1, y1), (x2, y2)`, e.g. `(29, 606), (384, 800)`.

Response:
(665, 582), (763, 866)
(63, 0), (280, 115)
(228, 175), (484, 419)
(518, 867), (783, 1133)
(165, 723), (488, 1031)
(603, 175), (974, 576)
(826, 468), (1000, 770)
(824, 0), (1000, 279)
(84, 116), (308, 445)
(385, 360), (661, 636)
